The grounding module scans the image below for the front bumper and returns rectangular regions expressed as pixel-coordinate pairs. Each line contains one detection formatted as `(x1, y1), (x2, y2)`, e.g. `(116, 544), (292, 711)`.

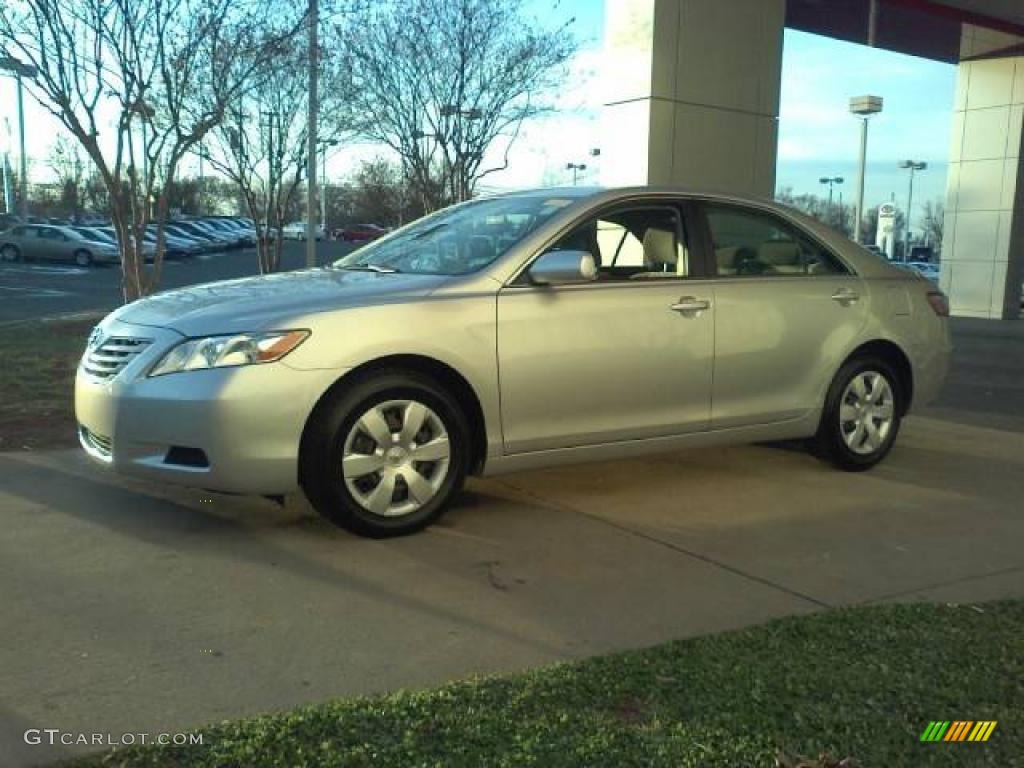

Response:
(74, 317), (344, 495)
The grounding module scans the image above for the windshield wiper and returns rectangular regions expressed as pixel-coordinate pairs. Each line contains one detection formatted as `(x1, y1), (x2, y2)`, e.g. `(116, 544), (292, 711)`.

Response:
(338, 263), (401, 274)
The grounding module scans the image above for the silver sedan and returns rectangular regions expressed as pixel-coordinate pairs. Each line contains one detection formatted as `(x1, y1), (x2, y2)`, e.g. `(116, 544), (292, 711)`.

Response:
(1, 223), (120, 266)
(75, 187), (951, 537)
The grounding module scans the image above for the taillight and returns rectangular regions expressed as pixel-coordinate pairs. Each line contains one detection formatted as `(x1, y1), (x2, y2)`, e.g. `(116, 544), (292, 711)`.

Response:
(926, 290), (949, 317)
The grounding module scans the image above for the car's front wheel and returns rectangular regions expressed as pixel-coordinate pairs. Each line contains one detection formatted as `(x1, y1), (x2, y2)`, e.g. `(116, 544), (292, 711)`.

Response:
(816, 356), (902, 471)
(301, 371), (471, 537)
(74, 249), (93, 267)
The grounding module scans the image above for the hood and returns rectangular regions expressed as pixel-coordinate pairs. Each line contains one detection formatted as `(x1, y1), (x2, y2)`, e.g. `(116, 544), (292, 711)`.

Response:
(113, 267), (449, 336)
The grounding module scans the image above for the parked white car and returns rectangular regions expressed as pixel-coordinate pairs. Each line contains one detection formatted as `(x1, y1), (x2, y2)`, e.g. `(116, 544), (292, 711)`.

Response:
(281, 222), (325, 241)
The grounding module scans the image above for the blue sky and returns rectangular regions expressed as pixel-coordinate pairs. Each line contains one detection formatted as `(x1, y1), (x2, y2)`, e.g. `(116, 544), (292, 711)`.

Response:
(776, 29), (955, 212)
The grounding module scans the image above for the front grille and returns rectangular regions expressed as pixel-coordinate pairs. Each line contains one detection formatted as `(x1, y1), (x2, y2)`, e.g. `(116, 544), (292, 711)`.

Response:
(82, 335), (151, 380)
(79, 425), (113, 461)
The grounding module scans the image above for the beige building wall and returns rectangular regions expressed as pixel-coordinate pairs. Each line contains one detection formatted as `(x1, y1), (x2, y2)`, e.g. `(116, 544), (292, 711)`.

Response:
(942, 24), (1024, 319)
(600, 0), (784, 197)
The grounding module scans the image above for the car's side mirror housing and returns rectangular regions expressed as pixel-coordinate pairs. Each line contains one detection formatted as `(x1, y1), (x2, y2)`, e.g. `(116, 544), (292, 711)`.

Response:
(529, 249), (598, 285)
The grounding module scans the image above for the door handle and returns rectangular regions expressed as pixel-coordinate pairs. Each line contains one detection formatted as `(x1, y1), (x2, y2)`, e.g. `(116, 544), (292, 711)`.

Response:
(670, 296), (711, 315)
(831, 288), (860, 306)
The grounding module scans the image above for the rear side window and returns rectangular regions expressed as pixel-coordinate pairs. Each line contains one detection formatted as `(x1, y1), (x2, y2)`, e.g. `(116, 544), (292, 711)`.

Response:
(705, 205), (848, 277)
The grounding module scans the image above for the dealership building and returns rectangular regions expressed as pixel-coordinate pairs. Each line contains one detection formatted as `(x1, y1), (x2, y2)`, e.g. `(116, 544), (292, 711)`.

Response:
(600, 0), (1024, 319)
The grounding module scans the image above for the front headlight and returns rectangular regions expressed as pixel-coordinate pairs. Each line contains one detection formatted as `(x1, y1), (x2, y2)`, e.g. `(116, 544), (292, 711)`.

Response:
(149, 330), (310, 377)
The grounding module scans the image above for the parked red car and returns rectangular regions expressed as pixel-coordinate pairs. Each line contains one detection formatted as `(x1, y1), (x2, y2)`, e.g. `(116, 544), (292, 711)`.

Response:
(334, 223), (388, 242)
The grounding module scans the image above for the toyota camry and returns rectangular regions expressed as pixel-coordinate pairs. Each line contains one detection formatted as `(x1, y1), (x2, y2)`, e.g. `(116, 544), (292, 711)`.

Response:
(76, 187), (951, 537)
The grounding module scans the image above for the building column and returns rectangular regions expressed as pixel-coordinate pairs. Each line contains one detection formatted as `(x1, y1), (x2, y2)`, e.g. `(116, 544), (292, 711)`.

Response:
(942, 24), (1024, 319)
(599, 0), (784, 197)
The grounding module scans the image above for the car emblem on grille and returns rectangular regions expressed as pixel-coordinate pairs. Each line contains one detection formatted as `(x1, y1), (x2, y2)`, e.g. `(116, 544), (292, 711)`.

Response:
(87, 327), (104, 350)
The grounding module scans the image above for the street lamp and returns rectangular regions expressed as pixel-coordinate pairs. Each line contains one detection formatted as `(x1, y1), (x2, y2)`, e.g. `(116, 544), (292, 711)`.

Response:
(439, 105), (482, 201)
(566, 162), (587, 185)
(128, 98), (155, 218)
(319, 138), (338, 235)
(1, 117), (12, 215)
(898, 159), (927, 262)
(818, 176), (844, 217)
(0, 54), (39, 222)
(850, 95), (883, 244)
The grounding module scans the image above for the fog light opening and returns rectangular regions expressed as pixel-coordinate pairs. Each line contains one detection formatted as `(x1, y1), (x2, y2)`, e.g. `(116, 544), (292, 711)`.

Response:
(164, 446), (210, 468)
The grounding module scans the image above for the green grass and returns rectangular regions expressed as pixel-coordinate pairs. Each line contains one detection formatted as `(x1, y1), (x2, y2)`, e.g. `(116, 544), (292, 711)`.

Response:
(0, 314), (98, 451)
(70, 601), (1023, 767)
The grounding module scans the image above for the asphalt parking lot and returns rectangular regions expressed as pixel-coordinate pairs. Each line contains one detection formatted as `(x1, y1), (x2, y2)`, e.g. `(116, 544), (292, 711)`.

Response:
(1, 260), (1022, 764)
(0, 241), (358, 323)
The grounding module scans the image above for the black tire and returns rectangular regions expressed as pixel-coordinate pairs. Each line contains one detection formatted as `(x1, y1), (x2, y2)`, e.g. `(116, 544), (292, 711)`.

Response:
(0, 245), (20, 262)
(815, 355), (903, 471)
(301, 370), (471, 537)
(74, 249), (93, 267)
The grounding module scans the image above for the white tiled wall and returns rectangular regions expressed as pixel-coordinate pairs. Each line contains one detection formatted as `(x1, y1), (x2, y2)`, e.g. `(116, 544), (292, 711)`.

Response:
(943, 25), (1024, 319)
(600, 0), (784, 196)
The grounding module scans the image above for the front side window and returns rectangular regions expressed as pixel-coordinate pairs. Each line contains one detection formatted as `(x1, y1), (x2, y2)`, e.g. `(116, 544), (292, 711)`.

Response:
(333, 195), (576, 275)
(545, 206), (689, 280)
(705, 205), (848, 277)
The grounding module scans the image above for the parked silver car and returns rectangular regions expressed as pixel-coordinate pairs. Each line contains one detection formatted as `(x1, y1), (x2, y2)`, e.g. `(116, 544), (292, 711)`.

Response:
(76, 187), (951, 536)
(1, 223), (120, 266)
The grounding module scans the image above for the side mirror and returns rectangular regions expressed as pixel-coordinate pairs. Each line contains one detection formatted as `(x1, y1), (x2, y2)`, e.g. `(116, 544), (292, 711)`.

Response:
(528, 249), (597, 285)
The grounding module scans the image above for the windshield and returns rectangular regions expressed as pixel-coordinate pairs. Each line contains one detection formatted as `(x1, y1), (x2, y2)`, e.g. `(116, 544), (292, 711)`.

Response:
(333, 194), (575, 275)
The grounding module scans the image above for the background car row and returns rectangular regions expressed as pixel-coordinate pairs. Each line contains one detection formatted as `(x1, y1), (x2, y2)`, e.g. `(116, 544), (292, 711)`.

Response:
(0, 217), (256, 266)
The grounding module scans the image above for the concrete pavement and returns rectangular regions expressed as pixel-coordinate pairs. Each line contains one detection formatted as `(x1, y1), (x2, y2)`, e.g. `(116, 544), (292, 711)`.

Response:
(2, 317), (1024, 766)
(2, 411), (1023, 766)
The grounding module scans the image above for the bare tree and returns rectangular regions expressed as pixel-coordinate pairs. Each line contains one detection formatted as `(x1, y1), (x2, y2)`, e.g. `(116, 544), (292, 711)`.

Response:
(334, 157), (418, 227)
(47, 135), (85, 220)
(0, 0), (305, 300)
(337, 0), (576, 211)
(204, 36), (353, 273)
(921, 199), (944, 252)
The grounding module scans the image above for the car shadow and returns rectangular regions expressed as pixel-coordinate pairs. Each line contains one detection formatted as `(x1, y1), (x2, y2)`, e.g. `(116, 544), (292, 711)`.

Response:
(0, 453), (568, 659)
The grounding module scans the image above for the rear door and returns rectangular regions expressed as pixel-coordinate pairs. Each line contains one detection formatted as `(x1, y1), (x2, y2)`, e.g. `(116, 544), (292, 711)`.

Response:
(695, 201), (868, 429)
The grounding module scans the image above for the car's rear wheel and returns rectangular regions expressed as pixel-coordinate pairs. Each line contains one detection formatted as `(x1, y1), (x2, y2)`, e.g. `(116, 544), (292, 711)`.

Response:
(301, 371), (471, 537)
(1, 245), (20, 262)
(74, 249), (93, 267)
(816, 356), (902, 471)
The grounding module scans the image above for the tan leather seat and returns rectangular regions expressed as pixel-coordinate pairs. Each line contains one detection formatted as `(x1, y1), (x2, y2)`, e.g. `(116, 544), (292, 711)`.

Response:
(641, 227), (679, 274)
(758, 241), (802, 274)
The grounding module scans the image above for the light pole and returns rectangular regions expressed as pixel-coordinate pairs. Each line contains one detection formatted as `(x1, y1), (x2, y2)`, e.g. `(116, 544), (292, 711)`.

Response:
(849, 95), (883, 244)
(319, 138), (338, 235)
(440, 104), (482, 201)
(1, 117), (11, 215)
(411, 128), (438, 210)
(129, 97), (155, 219)
(0, 55), (38, 221)
(818, 176), (844, 221)
(306, 0), (319, 267)
(898, 159), (927, 262)
(196, 143), (205, 215)
(566, 162), (587, 185)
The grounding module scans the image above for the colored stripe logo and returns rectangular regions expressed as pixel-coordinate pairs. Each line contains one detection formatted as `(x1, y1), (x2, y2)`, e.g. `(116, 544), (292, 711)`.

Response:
(921, 721), (996, 742)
